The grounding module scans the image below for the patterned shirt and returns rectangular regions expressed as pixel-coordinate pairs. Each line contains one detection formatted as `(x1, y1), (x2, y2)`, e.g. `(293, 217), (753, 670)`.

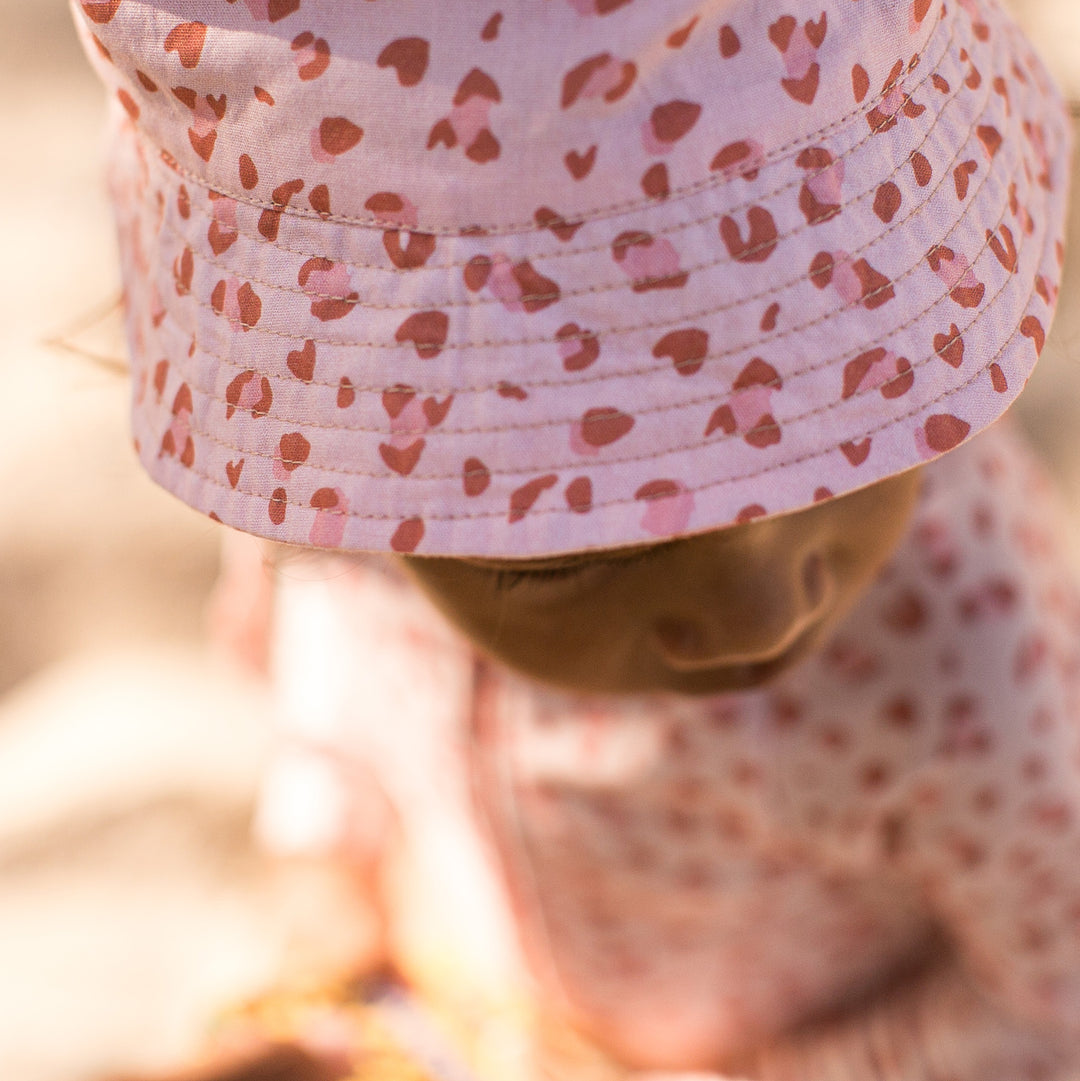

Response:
(259, 418), (1080, 1077)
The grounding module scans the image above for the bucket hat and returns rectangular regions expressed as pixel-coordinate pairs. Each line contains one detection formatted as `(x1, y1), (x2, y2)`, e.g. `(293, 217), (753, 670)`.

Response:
(73, 0), (1071, 557)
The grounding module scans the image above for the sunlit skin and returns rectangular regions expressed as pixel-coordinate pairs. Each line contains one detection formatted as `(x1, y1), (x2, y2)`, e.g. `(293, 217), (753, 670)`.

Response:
(403, 469), (924, 697)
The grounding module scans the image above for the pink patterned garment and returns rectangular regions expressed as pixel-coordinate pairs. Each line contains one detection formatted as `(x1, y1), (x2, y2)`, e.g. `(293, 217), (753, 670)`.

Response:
(261, 420), (1080, 1077)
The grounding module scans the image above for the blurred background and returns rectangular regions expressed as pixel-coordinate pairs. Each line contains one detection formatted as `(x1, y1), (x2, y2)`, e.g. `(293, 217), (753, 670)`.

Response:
(1, 2), (1079, 1079)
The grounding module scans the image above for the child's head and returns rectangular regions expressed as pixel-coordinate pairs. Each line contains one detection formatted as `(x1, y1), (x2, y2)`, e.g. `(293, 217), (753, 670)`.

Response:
(404, 467), (921, 694)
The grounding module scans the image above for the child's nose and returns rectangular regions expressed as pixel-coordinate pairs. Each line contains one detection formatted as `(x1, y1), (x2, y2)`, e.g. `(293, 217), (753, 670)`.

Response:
(651, 551), (829, 671)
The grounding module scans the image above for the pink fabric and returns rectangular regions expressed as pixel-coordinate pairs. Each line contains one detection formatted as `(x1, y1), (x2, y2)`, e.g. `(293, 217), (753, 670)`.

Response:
(260, 419), (1080, 1073)
(71, 0), (1070, 557)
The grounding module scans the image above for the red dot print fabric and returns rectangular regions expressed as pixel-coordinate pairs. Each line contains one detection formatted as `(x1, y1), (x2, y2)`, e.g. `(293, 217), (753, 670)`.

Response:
(262, 422), (1080, 1075)
(71, 0), (1070, 557)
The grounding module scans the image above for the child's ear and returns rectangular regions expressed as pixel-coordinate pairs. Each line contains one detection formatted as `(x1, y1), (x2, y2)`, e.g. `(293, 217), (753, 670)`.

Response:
(105, 1041), (350, 1081)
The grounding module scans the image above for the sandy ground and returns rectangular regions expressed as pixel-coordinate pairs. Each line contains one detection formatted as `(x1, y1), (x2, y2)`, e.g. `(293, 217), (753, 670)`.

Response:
(2, 3), (1080, 1079)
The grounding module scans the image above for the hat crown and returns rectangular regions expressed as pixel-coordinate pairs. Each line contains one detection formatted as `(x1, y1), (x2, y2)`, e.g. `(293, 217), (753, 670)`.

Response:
(82, 0), (943, 232)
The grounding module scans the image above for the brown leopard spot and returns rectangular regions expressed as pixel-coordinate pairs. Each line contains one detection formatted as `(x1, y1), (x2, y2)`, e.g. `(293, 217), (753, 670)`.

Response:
(497, 382), (528, 401)
(853, 259), (894, 309)
(395, 311), (449, 358)
(641, 163), (670, 199)
(710, 141), (759, 179)
(236, 283), (262, 328)
(509, 474), (558, 524)
(987, 225), (1018, 273)
(990, 364), (1008, 393)
(391, 518), (425, 553)
(481, 13), (502, 41)
(189, 128), (217, 161)
(652, 328), (709, 377)
(81, 0), (122, 24)
(667, 16), (698, 48)
(977, 124), (1002, 158)
(117, 89), (140, 120)
(783, 64), (820, 105)
(268, 488), (288, 526)
(292, 32), (331, 81)
(809, 251), (834, 288)
(562, 54), (635, 108)
(287, 340), (317, 382)
(565, 146), (597, 179)
(377, 37), (430, 86)
(581, 407), (634, 447)
(309, 184), (331, 216)
(761, 303), (780, 332)
(910, 151), (932, 187)
(463, 458), (491, 497)
(736, 504), (768, 525)
(950, 283), (985, 309)
(651, 100), (701, 143)
(337, 378), (356, 408)
(463, 256), (493, 292)
(310, 488), (340, 511)
(557, 324), (601, 372)
(954, 160), (977, 200)
(1021, 315), (1046, 356)
(852, 63), (870, 102)
(719, 24), (741, 57)
(933, 325), (964, 369)
(320, 116), (363, 156)
(924, 414), (970, 453)
(535, 207), (582, 242)
(841, 438), (872, 466)
(805, 14), (827, 47)
(164, 22), (207, 68)
(380, 440), (425, 476)
(225, 370), (273, 419)
(873, 182), (901, 223)
(422, 396), (453, 427)
(153, 360), (169, 399)
(267, 0), (300, 21)
(383, 231), (437, 270)
(382, 384), (417, 419)
(635, 479), (680, 501)
(455, 68), (501, 105)
(565, 477), (593, 514)
(745, 415), (781, 449)
(225, 460), (243, 488)
(513, 261), (560, 312)
(279, 432), (311, 472)
(768, 15), (796, 51)
(238, 153), (258, 189)
(174, 247), (194, 295)
(719, 206), (778, 263)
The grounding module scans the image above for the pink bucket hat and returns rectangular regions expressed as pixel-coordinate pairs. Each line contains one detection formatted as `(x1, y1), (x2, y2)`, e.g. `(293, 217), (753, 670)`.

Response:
(74, 0), (1070, 557)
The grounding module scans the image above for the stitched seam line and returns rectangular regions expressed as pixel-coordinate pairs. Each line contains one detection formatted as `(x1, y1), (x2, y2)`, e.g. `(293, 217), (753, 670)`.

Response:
(156, 76), (1017, 411)
(135, 7), (958, 239)
(155, 168), (1039, 480)
(162, 145), (1021, 427)
(164, 135), (1022, 449)
(153, 14), (964, 271)
(146, 244), (1046, 524)
(163, 46), (975, 313)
